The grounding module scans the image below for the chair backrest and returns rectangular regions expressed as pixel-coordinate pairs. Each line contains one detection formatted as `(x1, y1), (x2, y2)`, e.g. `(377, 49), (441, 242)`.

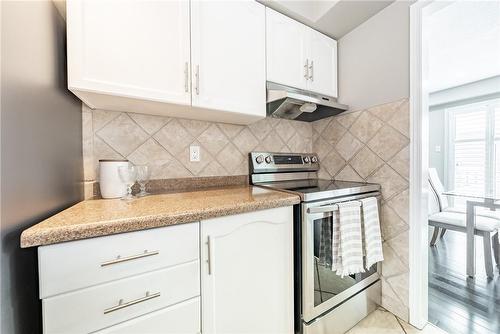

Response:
(428, 180), (441, 215)
(428, 168), (448, 211)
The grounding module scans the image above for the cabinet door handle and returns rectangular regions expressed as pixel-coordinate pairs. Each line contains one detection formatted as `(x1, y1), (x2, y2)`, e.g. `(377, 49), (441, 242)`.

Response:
(303, 59), (309, 80)
(184, 62), (189, 93)
(207, 235), (212, 275)
(100, 250), (159, 267)
(195, 65), (200, 95)
(309, 60), (314, 82)
(104, 291), (161, 314)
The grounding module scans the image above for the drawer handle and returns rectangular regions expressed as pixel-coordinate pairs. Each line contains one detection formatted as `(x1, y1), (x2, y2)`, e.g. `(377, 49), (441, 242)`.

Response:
(184, 61), (189, 93)
(195, 64), (200, 95)
(207, 236), (213, 275)
(104, 291), (161, 314)
(309, 60), (314, 82)
(100, 250), (159, 267)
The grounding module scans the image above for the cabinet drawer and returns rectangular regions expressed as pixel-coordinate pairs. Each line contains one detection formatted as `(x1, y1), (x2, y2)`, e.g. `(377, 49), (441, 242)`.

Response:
(94, 297), (200, 334)
(42, 262), (199, 334)
(38, 222), (199, 298)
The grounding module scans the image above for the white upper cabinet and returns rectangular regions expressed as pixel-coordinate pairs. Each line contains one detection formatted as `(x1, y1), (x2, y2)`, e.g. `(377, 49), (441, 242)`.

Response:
(67, 0), (336, 123)
(67, 0), (265, 125)
(307, 28), (338, 97)
(67, 0), (191, 107)
(191, 0), (266, 122)
(266, 8), (338, 98)
(266, 8), (308, 91)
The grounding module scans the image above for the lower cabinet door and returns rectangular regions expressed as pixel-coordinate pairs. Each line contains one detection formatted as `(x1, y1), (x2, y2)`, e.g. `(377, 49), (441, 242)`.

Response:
(94, 297), (200, 334)
(201, 206), (294, 334)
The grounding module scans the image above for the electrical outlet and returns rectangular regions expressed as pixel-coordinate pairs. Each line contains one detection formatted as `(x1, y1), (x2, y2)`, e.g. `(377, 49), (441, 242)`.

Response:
(190, 145), (200, 162)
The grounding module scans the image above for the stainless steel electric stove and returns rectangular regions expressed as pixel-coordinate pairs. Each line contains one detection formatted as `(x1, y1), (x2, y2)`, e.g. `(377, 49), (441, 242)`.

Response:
(250, 151), (382, 334)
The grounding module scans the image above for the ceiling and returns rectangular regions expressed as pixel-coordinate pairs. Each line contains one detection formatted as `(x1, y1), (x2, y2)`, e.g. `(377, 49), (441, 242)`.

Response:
(260, 0), (395, 39)
(427, 1), (500, 92)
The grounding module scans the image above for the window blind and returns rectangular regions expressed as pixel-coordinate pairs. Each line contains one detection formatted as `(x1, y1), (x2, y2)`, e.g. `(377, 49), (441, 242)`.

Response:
(447, 98), (500, 200)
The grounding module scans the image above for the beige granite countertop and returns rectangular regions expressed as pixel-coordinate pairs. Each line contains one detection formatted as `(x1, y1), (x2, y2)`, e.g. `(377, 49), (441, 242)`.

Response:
(20, 186), (300, 248)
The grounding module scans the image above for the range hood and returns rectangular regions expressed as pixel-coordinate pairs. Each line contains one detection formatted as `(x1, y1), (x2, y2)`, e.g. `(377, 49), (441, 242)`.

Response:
(266, 82), (348, 122)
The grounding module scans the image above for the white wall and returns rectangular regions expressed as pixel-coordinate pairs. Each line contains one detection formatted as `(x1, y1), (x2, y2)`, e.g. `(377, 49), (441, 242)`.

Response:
(429, 75), (500, 108)
(337, 1), (411, 111)
(428, 109), (445, 183)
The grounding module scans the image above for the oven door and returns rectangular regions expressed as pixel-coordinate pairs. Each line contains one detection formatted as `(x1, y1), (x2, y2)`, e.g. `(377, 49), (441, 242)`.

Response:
(301, 192), (381, 323)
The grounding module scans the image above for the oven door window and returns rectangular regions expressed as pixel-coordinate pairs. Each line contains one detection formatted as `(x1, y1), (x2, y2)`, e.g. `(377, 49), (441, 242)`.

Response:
(312, 217), (377, 307)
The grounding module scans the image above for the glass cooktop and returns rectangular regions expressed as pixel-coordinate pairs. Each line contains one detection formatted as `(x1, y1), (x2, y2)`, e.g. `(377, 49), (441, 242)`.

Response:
(256, 178), (380, 202)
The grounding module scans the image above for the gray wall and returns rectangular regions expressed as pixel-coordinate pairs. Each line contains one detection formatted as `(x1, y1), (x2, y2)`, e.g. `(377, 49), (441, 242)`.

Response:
(337, 1), (411, 111)
(1, 2), (83, 333)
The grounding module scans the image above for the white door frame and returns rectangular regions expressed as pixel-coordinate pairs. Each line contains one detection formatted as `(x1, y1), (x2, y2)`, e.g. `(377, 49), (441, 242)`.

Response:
(408, 0), (454, 329)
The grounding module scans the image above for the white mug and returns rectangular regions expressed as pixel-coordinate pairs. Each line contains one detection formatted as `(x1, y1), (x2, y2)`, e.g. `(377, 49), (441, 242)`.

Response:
(99, 160), (129, 199)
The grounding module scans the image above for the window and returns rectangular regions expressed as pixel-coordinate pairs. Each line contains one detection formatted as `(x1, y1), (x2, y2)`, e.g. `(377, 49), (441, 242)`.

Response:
(446, 98), (500, 204)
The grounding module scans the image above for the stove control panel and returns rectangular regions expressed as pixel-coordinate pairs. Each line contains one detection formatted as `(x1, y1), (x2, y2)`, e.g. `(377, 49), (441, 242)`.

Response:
(250, 152), (319, 173)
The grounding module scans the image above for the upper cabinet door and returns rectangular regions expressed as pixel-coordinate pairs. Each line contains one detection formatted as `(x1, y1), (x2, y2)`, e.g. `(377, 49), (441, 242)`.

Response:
(67, 0), (191, 106)
(266, 8), (308, 90)
(307, 29), (338, 97)
(190, 0), (266, 121)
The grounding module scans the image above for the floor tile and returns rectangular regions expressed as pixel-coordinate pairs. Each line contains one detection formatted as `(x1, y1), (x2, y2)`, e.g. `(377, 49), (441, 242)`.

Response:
(346, 308), (404, 334)
(347, 308), (449, 334)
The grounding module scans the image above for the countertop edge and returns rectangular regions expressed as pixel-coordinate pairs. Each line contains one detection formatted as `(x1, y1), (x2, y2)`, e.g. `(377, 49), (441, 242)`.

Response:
(20, 194), (300, 248)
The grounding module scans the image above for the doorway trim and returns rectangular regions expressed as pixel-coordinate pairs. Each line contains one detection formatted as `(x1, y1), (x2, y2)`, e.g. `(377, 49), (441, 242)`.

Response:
(409, 1), (429, 328)
(409, 0), (454, 329)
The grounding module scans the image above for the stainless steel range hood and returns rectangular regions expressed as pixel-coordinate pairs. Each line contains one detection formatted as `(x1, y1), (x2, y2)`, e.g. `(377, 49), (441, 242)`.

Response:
(266, 82), (348, 122)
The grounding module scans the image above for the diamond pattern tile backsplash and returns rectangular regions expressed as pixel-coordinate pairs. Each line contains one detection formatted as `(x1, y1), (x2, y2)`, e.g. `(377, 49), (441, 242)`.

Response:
(312, 98), (410, 321)
(83, 100), (409, 321)
(82, 105), (313, 181)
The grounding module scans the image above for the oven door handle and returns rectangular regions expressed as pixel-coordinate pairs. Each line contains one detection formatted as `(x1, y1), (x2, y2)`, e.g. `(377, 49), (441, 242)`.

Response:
(307, 205), (338, 214)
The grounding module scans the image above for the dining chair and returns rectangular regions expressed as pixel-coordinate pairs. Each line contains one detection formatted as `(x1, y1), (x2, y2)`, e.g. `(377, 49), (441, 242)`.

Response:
(428, 179), (500, 277)
(428, 168), (500, 220)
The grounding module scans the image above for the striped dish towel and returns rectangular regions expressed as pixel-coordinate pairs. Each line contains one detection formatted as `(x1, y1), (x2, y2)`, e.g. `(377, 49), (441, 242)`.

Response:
(331, 208), (342, 272)
(360, 197), (384, 269)
(318, 218), (333, 267)
(337, 201), (365, 277)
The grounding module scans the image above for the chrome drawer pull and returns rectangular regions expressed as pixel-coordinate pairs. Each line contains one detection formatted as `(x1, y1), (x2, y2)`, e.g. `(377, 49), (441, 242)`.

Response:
(100, 250), (159, 267)
(309, 60), (314, 81)
(195, 65), (200, 95)
(104, 291), (161, 314)
(184, 61), (189, 93)
(207, 236), (213, 275)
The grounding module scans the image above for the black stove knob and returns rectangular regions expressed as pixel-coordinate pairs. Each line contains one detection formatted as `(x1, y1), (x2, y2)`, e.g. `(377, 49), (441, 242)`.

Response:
(255, 155), (264, 164)
(265, 155), (272, 164)
(303, 156), (310, 163)
(311, 156), (318, 163)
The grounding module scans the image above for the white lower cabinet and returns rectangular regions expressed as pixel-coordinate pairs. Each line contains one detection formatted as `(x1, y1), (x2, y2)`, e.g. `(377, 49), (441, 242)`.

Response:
(38, 207), (294, 333)
(38, 223), (199, 299)
(43, 262), (199, 334)
(94, 297), (200, 334)
(39, 222), (201, 334)
(201, 207), (294, 334)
